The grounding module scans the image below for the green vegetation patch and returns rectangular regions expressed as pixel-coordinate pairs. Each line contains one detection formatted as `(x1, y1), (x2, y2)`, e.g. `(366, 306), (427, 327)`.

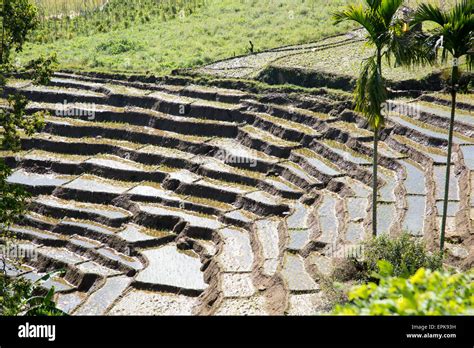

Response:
(358, 233), (443, 280)
(334, 262), (474, 316)
(96, 38), (143, 55)
(18, 0), (354, 75)
(0, 272), (64, 316)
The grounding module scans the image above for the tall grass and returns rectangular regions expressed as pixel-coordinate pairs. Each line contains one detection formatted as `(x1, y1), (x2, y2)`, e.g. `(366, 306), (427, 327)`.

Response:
(32, 0), (207, 43)
(33, 0), (108, 17)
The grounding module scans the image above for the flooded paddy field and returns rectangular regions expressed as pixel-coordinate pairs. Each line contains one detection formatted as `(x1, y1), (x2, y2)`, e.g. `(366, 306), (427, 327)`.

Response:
(1, 69), (473, 316)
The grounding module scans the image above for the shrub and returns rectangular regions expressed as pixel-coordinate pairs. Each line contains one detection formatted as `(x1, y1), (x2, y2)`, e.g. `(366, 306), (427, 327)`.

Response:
(96, 38), (141, 55)
(0, 272), (64, 316)
(357, 233), (443, 280)
(334, 261), (474, 316)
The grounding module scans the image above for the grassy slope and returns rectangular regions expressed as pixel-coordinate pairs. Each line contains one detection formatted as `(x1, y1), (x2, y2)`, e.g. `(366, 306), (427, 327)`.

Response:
(17, 0), (354, 75)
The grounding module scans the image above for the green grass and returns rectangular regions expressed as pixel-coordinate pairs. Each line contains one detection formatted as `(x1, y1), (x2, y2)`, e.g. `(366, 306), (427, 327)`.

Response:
(19, 0), (463, 77)
(17, 0), (355, 75)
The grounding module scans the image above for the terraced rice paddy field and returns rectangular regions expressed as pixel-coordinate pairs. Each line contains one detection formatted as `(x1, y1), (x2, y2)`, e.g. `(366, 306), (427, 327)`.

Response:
(0, 57), (473, 315)
(196, 29), (464, 88)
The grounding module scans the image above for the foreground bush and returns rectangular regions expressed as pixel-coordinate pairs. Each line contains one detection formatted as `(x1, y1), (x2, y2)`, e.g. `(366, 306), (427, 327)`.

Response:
(0, 273), (64, 316)
(320, 234), (444, 309)
(334, 261), (474, 316)
(357, 233), (443, 280)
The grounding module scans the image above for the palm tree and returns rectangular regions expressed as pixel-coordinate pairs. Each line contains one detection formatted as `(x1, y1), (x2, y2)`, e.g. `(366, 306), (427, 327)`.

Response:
(333, 0), (417, 237)
(413, 0), (473, 253)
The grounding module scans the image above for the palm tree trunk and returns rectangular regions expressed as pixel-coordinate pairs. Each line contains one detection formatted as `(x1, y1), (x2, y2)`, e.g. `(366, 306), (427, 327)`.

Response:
(372, 126), (379, 237)
(371, 48), (383, 237)
(440, 64), (458, 254)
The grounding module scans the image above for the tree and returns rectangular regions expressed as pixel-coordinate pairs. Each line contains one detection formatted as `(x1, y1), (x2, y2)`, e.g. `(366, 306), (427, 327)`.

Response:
(412, 0), (473, 253)
(0, 0), (45, 234)
(333, 0), (412, 236)
(0, 0), (49, 207)
(0, 0), (60, 316)
(0, 0), (38, 64)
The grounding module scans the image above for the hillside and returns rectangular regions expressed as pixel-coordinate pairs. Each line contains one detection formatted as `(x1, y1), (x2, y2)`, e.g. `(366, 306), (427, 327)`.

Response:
(1, 0), (472, 318)
(19, 0), (462, 80)
(17, 0), (357, 74)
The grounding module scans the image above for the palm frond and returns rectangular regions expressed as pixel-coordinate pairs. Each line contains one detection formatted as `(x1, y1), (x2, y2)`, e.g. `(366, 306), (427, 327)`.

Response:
(354, 54), (387, 130)
(446, 0), (474, 59)
(379, 0), (404, 27)
(333, 4), (381, 43)
(448, 0), (473, 27)
(387, 26), (437, 67)
(413, 0), (473, 69)
(413, 3), (446, 26)
(365, 0), (382, 12)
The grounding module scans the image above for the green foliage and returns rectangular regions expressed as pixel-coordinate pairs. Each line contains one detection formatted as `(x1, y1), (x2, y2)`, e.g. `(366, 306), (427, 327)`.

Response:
(17, 0), (354, 75)
(357, 233), (443, 280)
(0, 0), (57, 82)
(333, 0), (420, 130)
(32, 0), (206, 44)
(0, 160), (28, 237)
(0, 271), (64, 316)
(97, 38), (142, 55)
(334, 262), (474, 315)
(333, 0), (404, 49)
(0, 0), (39, 63)
(0, 0), (60, 317)
(20, 53), (58, 84)
(0, 0), (48, 239)
(318, 234), (443, 310)
(354, 54), (386, 129)
(412, 0), (473, 254)
(0, 94), (46, 151)
(413, 0), (473, 68)
(333, 0), (412, 237)
(0, 0), (50, 150)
